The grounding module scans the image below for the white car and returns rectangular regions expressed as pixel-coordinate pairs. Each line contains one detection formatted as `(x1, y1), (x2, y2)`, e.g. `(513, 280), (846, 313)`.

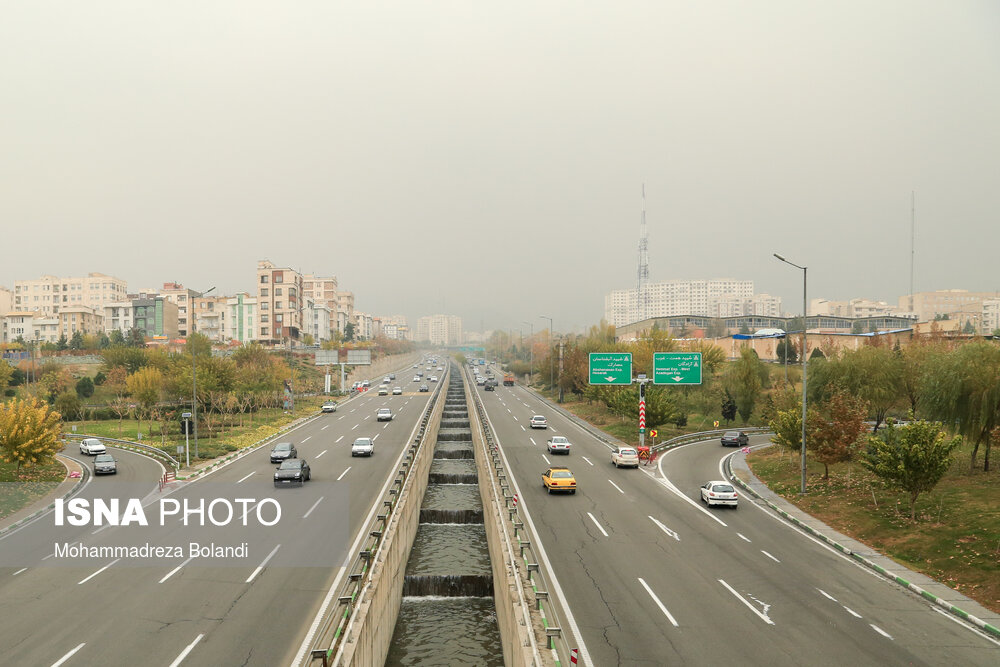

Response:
(377, 408), (393, 422)
(547, 436), (571, 454)
(611, 446), (639, 468)
(437, 366), (443, 371)
(378, 386), (389, 396)
(322, 401), (337, 413)
(79, 438), (107, 455)
(429, 375), (438, 382)
(351, 437), (374, 457)
(529, 415), (548, 429)
(413, 375), (420, 382)
(700, 481), (738, 508)
(392, 386), (403, 395)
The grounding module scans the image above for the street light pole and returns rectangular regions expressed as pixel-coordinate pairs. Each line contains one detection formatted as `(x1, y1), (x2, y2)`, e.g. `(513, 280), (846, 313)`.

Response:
(191, 286), (215, 463)
(774, 254), (808, 494)
(540, 316), (554, 390)
(522, 321), (533, 385)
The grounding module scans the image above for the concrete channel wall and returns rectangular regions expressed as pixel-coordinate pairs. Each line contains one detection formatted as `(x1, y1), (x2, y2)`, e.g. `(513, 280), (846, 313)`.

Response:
(337, 369), (447, 666)
(466, 376), (543, 667)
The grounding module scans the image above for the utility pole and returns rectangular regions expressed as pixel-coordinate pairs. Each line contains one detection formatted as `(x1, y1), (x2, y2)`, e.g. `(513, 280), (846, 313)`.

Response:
(191, 286), (215, 462)
(558, 340), (565, 403)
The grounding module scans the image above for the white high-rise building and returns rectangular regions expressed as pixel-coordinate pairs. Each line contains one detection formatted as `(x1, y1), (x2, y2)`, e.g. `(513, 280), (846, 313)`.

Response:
(605, 279), (760, 327)
(14, 273), (127, 317)
(416, 315), (462, 345)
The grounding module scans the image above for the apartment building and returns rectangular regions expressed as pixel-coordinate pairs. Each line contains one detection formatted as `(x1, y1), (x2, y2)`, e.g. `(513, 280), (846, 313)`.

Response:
(225, 293), (258, 344)
(256, 260), (304, 346)
(898, 289), (1000, 323)
(131, 298), (179, 338)
(3, 311), (61, 344)
(605, 279), (760, 327)
(982, 300), (1000, 334)
(352, 311), (374, 340)
(811, 298), (898, 319)
(13, 273), (127, 317)
(192, 295), (228, 343)
(303, 275), (339, 309)
(416, 314), (463, 346)
(102, 302), (135, 334)
(157, 282), (206, 337)
(304, 297), (334, 342)
(56, 306), (104, 338)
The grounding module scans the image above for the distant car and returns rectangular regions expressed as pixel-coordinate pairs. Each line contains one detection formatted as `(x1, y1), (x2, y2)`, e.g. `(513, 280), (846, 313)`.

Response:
(392, 386), (403, 395)
(611, 446), (639, 468)
(547, 436), (571, 454)
(270, 442), (297, 463)
(79, 438), (107, 456)
(361, 380), (370, 388)
(377, 408), (393, 421)
(437, 366), (443, 371)
(529, 415), (548, 429)
(351, 437), (374, 457)
(413, 364), (419, 368)
(378, 386), (389, 396)
(476, 376), (486, 385)
(389, 373), (396, 380)
(417, 371), (424, 377)
(419, 384), (429, 392)
(352, 381), (362, 390)
(274, 459), (310, 486)
(542, 467), (577, 494)
(413, 375), (421, 382)
(93, 453), (117, 475)
(429, 375), (438, 382)
(484, 383), (495, 391)
(322, 401), (337, 413)
(721, 431), (749, 447)
(700, 481), (738, 508)
(382, 377), (391, 385)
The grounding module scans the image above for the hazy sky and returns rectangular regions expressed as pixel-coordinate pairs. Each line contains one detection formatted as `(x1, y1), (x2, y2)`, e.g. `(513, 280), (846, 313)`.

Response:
(2, 2), (998, 334)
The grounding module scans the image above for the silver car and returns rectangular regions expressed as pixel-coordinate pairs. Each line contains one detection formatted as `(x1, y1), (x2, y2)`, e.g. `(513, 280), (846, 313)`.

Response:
(351, 437), (374, 457)
(611, 446), (639, 468)
(93, 454), (117, 475)
(80, 438), (106, 456)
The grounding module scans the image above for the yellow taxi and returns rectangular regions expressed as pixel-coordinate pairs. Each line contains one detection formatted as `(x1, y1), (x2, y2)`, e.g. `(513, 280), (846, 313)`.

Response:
(542, 467), (577, 494)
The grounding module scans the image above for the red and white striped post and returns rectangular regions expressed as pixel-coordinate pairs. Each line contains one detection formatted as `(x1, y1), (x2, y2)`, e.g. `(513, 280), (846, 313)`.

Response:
(570, 648), (579, 664)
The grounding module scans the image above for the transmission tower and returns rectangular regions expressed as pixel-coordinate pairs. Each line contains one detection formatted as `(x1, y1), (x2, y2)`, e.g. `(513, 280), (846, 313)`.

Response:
(636, 184), (650, 321)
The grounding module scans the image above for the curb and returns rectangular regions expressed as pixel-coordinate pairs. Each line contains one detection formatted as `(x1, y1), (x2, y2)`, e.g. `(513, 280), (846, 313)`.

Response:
(724, 453), (1000, 640)
(0, 456), (89, 537)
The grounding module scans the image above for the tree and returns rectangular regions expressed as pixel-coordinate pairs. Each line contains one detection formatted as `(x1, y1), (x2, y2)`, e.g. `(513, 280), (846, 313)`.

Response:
(93, 371), (107, 386)
(302, 333), (315, 346)
(126, 327), (147, 348)
(920, 341), (1000, 472)
(721, 390), (738, 424)
(186, 332), (213, 359)
(851, 320), (865, 334)
(808, 391), (868, 479)
(37, 367), (73, 403)
(102, 346), (148, 374)
(98, 333), (111, 349)
(962, 320), (976, 335)
(862, 421), (961, 519)
(809, 347), (826, 360)
(810, 346), (901, 432)
(723, 347), (763, 423)
(75, 376), (95, 398)
(0, 398), (64, 474)
(776, 338), (798, 364)
(109, 397), (131, 437)
(0, 361), (13, 394)
(686, 340), (726, 376)
(769, 405), (807, 455)
(54, 392), (83, 422)
(69, 331), (84, 350)
(56, 335), (68, 351)
(108, 329), (126, 346)
(738, 322), (751, 335)
(126, 367), (164, 435)
(344, 322), (356, 341)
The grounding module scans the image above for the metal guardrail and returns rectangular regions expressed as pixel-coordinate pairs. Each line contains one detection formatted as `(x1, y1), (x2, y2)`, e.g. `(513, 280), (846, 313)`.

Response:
(62, 433), (181, 469)
(308, 367), (448, 666)
(467, 368), (571, 665)
(650, 426), (772, 454)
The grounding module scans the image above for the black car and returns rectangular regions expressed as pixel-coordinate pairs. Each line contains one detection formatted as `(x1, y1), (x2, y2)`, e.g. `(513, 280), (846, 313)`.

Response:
(484, 383), (495, 391)
(274, 459), (311, 486)
(419, 384), (429, 392)
(270, 442), (297, 463)
(720, 431), (749, 447)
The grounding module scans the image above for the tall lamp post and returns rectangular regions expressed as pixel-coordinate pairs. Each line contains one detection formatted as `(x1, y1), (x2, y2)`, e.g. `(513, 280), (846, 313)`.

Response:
(773, 254), (807, 494)
(522, 321), (533, 384)
(540, 315), (554, 390)
(191, 286), (215, 464)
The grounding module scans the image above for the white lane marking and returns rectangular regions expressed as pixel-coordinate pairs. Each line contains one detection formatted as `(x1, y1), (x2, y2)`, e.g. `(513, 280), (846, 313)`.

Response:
(931, 607), (1000, 647)
(372, 434), (380, 442)
(760, 550), (781, 563)
(349, 409), (355, 413)
(638, 577), (679, 627)
(520, 425), (526, 431)
(336, 436), (344, 443)
(581, 456), (593, 466)
(301, 436), (311, 443)
(844, 606), (862, 618)
(50, 643), (86, 667)
(660, 474), (728, 527)
(78, 559), (120, 585)
(529, 437), (537, 446)
(737, 533), (752, 543)
(550, 427), (558, 433)
(507, 408), (512, 413)
(13, 567), (27, 576)
(167, 633), (205, 667)
(542, 455), (551, 465)
(236, 472), (254, 484)
(245, 544), (281, 583)
(159, 556), (195, 583)
(91, 525), (107, 535)
(43, 541), (78, 561)
(870, 624), (893, 639)
(303, 496), (325, 519)
(321, 424), (330, 430)
(818, 589), (838, 602)
(648, 516), (680, 541)
(339, 416), (345, 420)
(337, 467), (351, 481)
(718, 579), (774, 625)
(316, 450), (327, 459)
(608, 480), (625, 494)
(587, 512), (609, 537)
(383, 422), (390, 429)
(512, 415), (518, 421)
(351, 424), (359, 430)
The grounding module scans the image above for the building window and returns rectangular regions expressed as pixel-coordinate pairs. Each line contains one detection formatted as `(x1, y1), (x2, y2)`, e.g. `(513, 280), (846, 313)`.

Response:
(275, 314), (283, 323)
(274, 274), (283, 284)
(275, 302), (283, 309)
(261, 327), (269, 336)
(260, 275), (269, 284)
(275, 288), (282, 296)
(261, 315), (269, 323)
(260, 302), (268, 311)
(260, 288), (268, 297)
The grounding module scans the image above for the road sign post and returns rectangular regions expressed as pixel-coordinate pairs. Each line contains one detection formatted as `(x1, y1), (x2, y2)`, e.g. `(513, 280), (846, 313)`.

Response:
(652, 352), (703, 385)
(588, 353), (632, 385)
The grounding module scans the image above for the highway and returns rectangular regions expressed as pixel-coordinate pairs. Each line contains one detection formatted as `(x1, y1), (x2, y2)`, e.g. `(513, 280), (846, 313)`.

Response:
(0, 360), (441, 667)
(472, 366), (1000, 666)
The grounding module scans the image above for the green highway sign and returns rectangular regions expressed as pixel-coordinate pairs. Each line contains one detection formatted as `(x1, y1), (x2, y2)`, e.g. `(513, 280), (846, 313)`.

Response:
(589, 353), (632, 385)
(653, 352), (703, 385)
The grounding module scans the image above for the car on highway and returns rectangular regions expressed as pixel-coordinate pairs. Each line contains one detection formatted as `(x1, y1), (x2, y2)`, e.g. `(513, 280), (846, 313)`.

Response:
(484, 382), (495, 391)
(542, 467), (577, 494)
(413, 364), (419, 368)
(270, 442), (297, 463)
(476, 375), (486, 385)
(721, 430), (749, 447)
(413, 375), (421, 382)
(378, 386), (389, 396)
(361, 380), (370, 388)
(610, 446), (639, 468)
(351, 437), (374, 457)
(437, 366), (443, 371)
(419, 384), (429, 392)
(274, 459), (311, 486)
(93, 453), (117, 475)
(417, 371), (424, 377)
(529, 415), (548, 429)
(547, 435), (571, 454)
(79, 438), (107, 456)
(700, 481), (738, 508)
(392, 386), (403, 395)
(377, 407), (393, 421)
(322, 401), (337, 413)
(429, 375), (438, 382)
(389, 373), (396, 380)
(382, 376), (391, 384)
